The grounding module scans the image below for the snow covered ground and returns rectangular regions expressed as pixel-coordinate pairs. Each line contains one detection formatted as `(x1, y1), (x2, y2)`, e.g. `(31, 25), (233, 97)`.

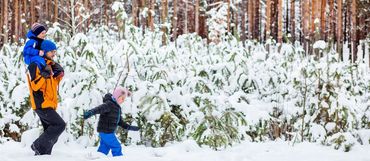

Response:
(1, 140), (369, 161)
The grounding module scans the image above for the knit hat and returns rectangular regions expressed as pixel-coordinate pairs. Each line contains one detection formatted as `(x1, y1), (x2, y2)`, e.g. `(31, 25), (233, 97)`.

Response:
(112, 87), (132, 100)
(31, 23), (47, 36)
(40, 40), (57, 54)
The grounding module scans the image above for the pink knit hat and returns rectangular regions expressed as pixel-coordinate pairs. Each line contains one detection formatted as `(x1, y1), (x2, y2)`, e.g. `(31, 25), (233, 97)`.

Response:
(112, 87), (131, 100)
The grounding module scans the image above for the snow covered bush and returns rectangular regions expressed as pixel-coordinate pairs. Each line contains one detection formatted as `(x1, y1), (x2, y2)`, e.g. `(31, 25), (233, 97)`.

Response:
(0, 24), (369, 151)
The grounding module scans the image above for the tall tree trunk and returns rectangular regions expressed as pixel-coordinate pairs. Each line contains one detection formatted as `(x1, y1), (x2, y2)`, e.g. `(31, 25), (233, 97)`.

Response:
(199, 1), (207, 39)
(132, 0), (139, 26)
(3, 0), (8, 44)
(184, 0), (188, 34)
(266, 0), (271, 41)
(337, 0), (343, 60)
(195, 0), (200, 35)
(290, 0), (295, 42)
(139, 0), (146, 33)
(248, 0), (254, 39)
(14, 0), (19, 43)
(161, 0), (168, 45)
(22, 0), (28, 39)
(45, 0), (49, 21)
(328, 0), (334, 41)
(241, 0), (246, 42)
(0, 0), (3, 45)
(171, 0), (178, 39)
(83, 0), (89, 31)
(148, 0), (155, 31)
(277, 0), (283, 43)
(30, 0), (35, 25)
(351, 0), (357, 63)
(303, 0), (310, 53)
(254, 0), (260, 40)
(320, 0), (327, 40)
(234, 2), (238, 36)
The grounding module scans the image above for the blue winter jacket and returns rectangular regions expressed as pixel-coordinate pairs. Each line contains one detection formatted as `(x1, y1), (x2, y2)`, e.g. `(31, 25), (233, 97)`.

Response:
(23, 30), (46, 69)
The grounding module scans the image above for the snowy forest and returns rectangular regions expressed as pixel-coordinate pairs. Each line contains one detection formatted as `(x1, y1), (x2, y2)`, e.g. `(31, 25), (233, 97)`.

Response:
(0, 0), (370, 160)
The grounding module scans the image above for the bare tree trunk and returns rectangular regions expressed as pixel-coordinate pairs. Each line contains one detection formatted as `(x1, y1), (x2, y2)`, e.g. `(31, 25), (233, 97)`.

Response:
(30, 0), (35, 25)
(303, 0), (310, 53)
(184, 0), (188, 34)
(290, 0), (295, 42)
(148, 0), (155, 31)
(195, 0), (200, 35)
(266, 0), (271, 40)
(3, 0), (9, 44)
(14, 0), (19, 43)
(277, 0), (283, 43)
(105, 0), (109, 26)
(320, 0), (327, 40)
(248, 0), (253, 39)
(161, 0), (168, 45)
(199, 1), (207, 39)
(351, 0), (357, 63)
(241, 0), (246, 42)
(22, 0), (28, 38)
(171, 0), (178, 40)
(0, 0), (3, 45)
(234, 2), (238, 36)
(132, 0), (139, 26)
(83, 0), (89, 31)
(45, 0), (49, 21)
(139, 0), (146, 33)
(254, 0), (260, 40)
(328, 0), (334, 41)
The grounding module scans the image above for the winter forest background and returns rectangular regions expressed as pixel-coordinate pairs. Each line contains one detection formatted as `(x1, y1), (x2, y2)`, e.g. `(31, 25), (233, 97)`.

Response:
(0, 0), (370, 154)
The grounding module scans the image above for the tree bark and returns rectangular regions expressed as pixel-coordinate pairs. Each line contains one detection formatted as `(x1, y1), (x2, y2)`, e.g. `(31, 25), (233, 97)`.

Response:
(266, 0), (271, 41)
(248, 0), (254, 39)
(184, 0), (188, 34)
(4, 0), (9, 43)
(195, 0), (200, 35)
(241, 0), (246, 42)
(148, 0), (155, 31)
(290, 0), (295, 42)
(171, 0), (178, 40)
(320, 0), (327, 40)
(132, 0), (139, 26)
(351, 0), (357, 63)
(161, 0), (168, 45)
(328, 0), (334, 40)
(15, 0), (20, 42)
(254, 0), (260, 40)
(0, 0), (3, 45)
(277, 0), (283, 43)
(30, 0), (35, 25)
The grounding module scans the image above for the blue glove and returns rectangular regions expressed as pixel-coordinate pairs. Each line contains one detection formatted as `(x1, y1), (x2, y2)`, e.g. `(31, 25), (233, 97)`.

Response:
(83, 110), (93, 119)
(128, 125), (140, 131)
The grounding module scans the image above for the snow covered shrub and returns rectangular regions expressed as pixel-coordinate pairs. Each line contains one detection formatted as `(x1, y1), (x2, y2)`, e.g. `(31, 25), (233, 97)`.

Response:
(0, 44), (30, 141)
